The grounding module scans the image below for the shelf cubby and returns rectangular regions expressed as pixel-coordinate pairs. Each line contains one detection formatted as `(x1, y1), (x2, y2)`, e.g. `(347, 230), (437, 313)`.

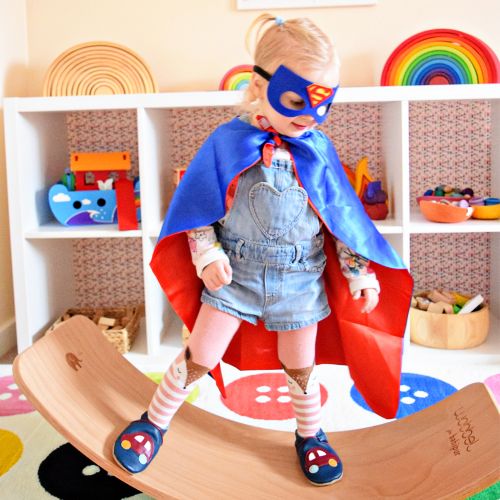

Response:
(4, 85), (500, 364)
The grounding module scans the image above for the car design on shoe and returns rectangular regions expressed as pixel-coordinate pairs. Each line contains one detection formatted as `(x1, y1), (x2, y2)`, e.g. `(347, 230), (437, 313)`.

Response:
(305, 446), (339, 474)
(119, 431), (154, 465)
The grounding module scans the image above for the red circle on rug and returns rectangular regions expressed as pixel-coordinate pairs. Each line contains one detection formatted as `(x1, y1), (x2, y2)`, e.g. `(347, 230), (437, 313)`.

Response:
(0, 376), (34, 416)
(220, 372), (328, 420)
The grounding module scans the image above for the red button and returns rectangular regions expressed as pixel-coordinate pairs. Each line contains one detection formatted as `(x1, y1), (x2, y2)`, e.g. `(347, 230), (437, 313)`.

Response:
(220, 372), (328, 420)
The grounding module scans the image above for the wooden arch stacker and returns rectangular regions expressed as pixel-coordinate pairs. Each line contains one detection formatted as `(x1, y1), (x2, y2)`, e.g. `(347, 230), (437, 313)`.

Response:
(13, 316), (499, 499)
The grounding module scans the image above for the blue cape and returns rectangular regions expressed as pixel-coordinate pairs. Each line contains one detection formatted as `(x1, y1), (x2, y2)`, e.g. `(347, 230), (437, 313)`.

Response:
(152, 116), (413, 419)
(160, 117), (405, 270)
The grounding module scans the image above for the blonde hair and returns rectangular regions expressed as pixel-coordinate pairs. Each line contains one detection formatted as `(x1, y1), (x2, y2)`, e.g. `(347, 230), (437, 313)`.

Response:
(242, 13), (339, 112)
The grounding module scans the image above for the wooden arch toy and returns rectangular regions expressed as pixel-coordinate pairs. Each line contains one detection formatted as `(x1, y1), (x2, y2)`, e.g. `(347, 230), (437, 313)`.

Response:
(13, 316), (499, 499)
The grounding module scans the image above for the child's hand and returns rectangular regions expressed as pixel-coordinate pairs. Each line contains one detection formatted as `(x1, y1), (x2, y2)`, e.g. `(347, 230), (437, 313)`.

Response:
(353, 288), (379, 313)
(201, 259), (233, 291)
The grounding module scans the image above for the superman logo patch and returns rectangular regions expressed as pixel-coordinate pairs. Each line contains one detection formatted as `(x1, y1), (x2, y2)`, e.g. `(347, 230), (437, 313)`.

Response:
(306, 84), (334, 107)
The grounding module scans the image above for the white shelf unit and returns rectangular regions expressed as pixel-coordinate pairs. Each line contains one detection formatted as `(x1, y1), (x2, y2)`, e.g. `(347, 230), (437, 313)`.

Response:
(4, 84), (500, 366)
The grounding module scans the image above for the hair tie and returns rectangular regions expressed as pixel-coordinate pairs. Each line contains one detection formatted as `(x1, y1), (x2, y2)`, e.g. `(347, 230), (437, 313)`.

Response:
(275, 16), (285, 26)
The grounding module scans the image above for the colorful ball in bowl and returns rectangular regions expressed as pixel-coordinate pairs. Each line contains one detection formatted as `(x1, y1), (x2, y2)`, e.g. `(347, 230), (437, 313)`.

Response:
(416, 195), (465, 204)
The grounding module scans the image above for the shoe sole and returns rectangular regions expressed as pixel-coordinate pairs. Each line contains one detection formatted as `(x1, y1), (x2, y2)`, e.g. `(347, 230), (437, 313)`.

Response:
(307, 471), (343, 487)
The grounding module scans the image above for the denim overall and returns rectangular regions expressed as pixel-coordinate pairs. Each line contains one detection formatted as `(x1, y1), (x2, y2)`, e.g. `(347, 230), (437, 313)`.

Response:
(201, 151), (331, 331)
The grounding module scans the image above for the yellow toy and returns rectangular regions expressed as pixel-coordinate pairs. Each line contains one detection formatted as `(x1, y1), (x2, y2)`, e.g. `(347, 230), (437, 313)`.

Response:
(354, 157), (373, 198)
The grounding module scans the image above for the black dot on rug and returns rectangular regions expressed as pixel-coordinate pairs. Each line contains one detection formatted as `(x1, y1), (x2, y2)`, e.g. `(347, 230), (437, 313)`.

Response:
(38, 443), (141, 499)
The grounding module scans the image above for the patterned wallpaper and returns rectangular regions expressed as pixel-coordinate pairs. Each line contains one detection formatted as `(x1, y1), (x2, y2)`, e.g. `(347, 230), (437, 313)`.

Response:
(409, 101), (492, 299)
(166, 103), (383, 178)
(66, 110), (140, 177)
(67, 110), (144, 307)
(409, 101), (491, 207)
(410, 233), (490, 300)
(65, 102), (491, 307)
(323, 103), (383, 180)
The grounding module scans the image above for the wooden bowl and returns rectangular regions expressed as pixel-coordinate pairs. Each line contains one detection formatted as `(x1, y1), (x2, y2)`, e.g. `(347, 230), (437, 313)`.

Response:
(418, 200), (473, 223)
(410, 303), (489, 349)
(471, 204), (500, 220)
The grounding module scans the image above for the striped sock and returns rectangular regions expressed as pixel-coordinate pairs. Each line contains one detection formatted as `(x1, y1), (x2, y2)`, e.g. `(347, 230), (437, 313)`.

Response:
(147, 353), (192, 430)
(285, 367), (322, 438)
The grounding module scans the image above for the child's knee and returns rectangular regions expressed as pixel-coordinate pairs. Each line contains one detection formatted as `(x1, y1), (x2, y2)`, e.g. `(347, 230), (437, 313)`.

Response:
(175, 347), (211, 389)
(281, 362), (318, 395)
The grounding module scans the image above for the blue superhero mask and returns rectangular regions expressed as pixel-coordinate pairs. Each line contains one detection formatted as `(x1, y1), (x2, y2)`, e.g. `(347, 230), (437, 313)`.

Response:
(253, 64), (338, 124)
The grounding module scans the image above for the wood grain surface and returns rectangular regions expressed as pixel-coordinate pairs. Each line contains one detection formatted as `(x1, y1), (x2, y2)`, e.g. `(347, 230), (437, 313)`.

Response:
(13, 315), (500, 499)
(43, 41), (158, 96)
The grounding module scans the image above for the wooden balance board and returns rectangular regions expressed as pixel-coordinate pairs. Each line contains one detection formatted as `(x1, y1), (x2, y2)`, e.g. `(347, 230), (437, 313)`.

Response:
(13, 315), (499, 499)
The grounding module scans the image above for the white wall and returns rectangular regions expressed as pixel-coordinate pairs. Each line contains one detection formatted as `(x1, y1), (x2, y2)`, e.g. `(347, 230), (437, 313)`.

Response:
(0, 0), (28, 354)
(24, 0), (499, 93)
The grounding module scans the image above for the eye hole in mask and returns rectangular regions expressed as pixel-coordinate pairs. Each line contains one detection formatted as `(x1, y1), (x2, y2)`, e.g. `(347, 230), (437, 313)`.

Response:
(316, 102), (332, 117)
(279, 91), (306, 111)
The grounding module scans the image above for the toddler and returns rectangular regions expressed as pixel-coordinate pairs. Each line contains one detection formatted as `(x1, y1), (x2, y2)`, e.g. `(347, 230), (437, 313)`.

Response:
(113, 13), (412, 487)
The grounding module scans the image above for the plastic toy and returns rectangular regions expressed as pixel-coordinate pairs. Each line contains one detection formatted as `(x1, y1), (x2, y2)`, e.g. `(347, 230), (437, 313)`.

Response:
(13, 315), (500, 499)
(48, 151), (140, 229)
(381, 29), (500, 85)
(219, 64), (253, 91)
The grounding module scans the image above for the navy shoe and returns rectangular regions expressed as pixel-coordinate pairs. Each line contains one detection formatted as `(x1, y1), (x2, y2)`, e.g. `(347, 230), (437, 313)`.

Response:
(113, 412), (167, 473)
(295, 429), (343, 486)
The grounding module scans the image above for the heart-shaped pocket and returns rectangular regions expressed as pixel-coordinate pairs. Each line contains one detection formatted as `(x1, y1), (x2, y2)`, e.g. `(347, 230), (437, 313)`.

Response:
(249, 182), (308, 239)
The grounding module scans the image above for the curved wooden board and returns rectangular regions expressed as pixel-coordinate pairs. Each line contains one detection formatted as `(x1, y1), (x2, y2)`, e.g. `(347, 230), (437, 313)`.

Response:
(13, 316), (500, 499)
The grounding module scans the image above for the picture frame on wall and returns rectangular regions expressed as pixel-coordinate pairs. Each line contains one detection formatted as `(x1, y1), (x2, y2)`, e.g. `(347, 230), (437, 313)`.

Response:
(237, 0), (377, 9)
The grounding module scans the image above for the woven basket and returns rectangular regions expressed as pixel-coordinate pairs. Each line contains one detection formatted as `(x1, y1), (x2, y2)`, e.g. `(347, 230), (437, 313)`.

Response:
(46, 305), (144, 354)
